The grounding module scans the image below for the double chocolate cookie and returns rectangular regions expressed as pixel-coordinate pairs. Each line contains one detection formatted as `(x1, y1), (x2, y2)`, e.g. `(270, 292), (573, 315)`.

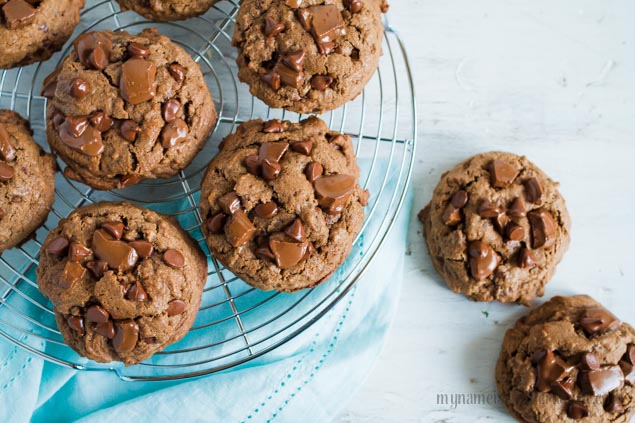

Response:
(0, 110), (56, 253)
(0, 0), (84, 69)
(233, 0), (389, 114)
(115, 0), (218, 22)
(496, 295), (635, 422)
(419, 152), (571, 305)
(37, 202), (208, 365)
(200, 117), (367, 292)
(43, 28), (217, 190)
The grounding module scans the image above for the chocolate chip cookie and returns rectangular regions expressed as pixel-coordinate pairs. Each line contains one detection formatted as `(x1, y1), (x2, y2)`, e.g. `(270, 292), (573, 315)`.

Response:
(200, 117), (367, 292)
(42, 28), (217, 190)
(419, 152), (571, 305)
(37, 202), (208, 365)
(232, 0), (389, 114)
(0, 110), (56, 253)
(496, 295), (635, 422)
(115, 0), (218, 22)
(0, 0), (84, 69)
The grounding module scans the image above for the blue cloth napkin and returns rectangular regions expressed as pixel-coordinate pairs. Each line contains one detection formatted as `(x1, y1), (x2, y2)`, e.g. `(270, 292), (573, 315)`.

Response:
(0, 190), (411, 423)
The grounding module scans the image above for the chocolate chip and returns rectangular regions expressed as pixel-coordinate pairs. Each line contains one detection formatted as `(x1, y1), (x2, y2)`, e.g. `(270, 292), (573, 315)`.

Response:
(161, 118), (188, 148)
(162, 99), (181, 122)
(68, 242), (92, 262)
(305, 161), (323, 183)
(299, 5), (347, 55)
(259, 142), (289, 163)
(89, 111), (113, 132)
(206, 213), (226, 234)
(619, 360), (635, 386)
(102, 222), (124, 240)
(75, 32), (112, 70)
(60, 261), (85, 289)
(65, 116), (89, 137)
(89, 46), (109, 71)
(120, 58), (157, 104)
(0, 125), (16, 162)
(285, 219), (306, 242)
(127, 42), (149, 58)
(311, 75), (333, 90)
(255, 246), (276, 262)
(518, 248), (537, 269)
(550, 376), (574, 400)
(69, 78), (90, 99)
(166, 299), (186, 316)
(604, 393), (625, 414)
(566, 401), (589, 420)
(226, 210), (257, 247)
(2, 0), (37, 30)
(467, 241), (500, 281)
(580, 307), (622, 337)
(85, 304), (109, 323)
(579, 352), (601, 371)
(262, 158), (282, 180)
(41, 68), (59, 99)
(578, 365), (624, 396)
(120, 120), (141, 142)
(272, 59), (303, 89)
(254, 202), (278, 219)
(94, 320), (115, 339)
(451, 190), (469, 209)
(86, 260), (108, 279)
(291, 140), (313, 155)
(314, 174), (356, 215)
(92, 229), (139, 271)
(281, 50), (306, 73)
(490, 160), (519, 188)
(507, 197), (527, 218)
(533, 349), (573, 392)
(129, 240), (153, 259)
(125, 282), (147, 302)
(46, 236), (69, 256)
(525, 177), (544, 203)
(163, 249), (184, 269)
(625, 345), (635, 365)
(217, 192), (241, 215)
(0, 163), (15, 181)
(442, 205), (461, 226)
(344, 0), (363, 13)
(168, 63), (186, 84)
(58, 117), (104, 156)
(269, 233), (310, 269)
(244, 154), (261, 176)
(112, 320), (139, 353)
(493, 213), (511, 234)
(264, 15), (285, 37)
(260, 71), (281, 90)
(506, 223), (525, 241)
(477, 199), (501, 218)
(66, 315), (85, 336)
(527, 208), (557, 249)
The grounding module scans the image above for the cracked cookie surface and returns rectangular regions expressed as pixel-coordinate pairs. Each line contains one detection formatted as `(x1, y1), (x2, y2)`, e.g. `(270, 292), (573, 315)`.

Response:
(200, 117), (367, 292)
(43, 28), (216, 190)
(115, 0), (218, 22)
(0, 110), (56, 253)
(232, 0), (388, 114)
(37, 201), (208, 365)
(419, 151), (571, 305)
(496, 295), (635, 422)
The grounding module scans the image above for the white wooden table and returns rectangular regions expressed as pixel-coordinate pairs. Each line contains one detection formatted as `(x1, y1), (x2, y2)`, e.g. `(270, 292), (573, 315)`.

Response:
(336, 1), (635, 421)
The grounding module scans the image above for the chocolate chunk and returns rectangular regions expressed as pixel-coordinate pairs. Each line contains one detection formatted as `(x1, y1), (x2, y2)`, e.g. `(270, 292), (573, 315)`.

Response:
(58, 118), (104, 156)
(506, 223), (525, 241)
(85, 304), (109, 323)
(161, 118), (188, 148)
(0, 125), (16, 162)
(162, 99), (181, 122)
(102, 221), (125, 240)
(259, 142), (289, 164)
(127, 42), (149, 58)
(120, 58), (157, 104)
(69, 78), (90, 99)
(129, 240), (153, 259)
(269, 233), (310, 269)
(281, 51), (306, 73)
(550, 376), (575, 400)
(467, 241), (500, 281)
(163, 249), (184, 268)
(527, 208), (557, 249)
(490, 160), (518, 188)
(112, 320), (139, 353)
(285, 219), (306, 242)
(94, 320), (115, 339)
(451, 190), (469, 209)
(624, 345), (635, 365)
(442, 205), (461, 226)
(75, 32), (112, 70)
(300, 5), (347, 55)
(125, 282), (147, 302)
(263, 119), (285, 133)
(254, 202), (278, 219)
(260, 71), (281, 90)
(86, 260), (108, 279)
(92, 229), (139, 272)
(244, 154), (261, 176)
(533, 349), (574, 392)
(578, 365), (624, 396)
(305, 161), (323, 183)
(264, 15), (285, 37)
(89, 47), (109, 71)
(311, 75), (333, 90)
(344, 0), (363, 13)
(206, 213), (226, 234)
(255, 246), (276, 262)
(89, 111), (113, 132)
(314, 174), (355, 215)
(2, 0), (37, 30)
(579, 352), (601, 371)
(68, 242), (92, 262)
(508, 197), (527, 218)
(66, 315), (85, 336)
(65, 116), (89, 138)
(580, 307), (622, 337)
(120, 120), (141, 142)
(166, 299), (186, 316)
(262, 158), (282, 180)
(46, 236), (69, 256)
(0, 163), (15, 181)
(217, 192), (241, 215)
(619, 360), (635, 386)
(518, 247), (537, 269)
(566, 401), (589, 420)
(41, 68), (60, 99)
(604, 393), (625, 414)
(60, 261), (85, 289)
(291, 140), (313, 155)
(168, 63), (186, 84)
(477, 199), (501, 218)
(525, 177), (544, 203)
(226, 210), (257, 247)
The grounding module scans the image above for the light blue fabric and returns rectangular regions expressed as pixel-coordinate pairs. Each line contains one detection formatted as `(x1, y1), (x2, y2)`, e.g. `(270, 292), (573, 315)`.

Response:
(0, 191), (410, 423)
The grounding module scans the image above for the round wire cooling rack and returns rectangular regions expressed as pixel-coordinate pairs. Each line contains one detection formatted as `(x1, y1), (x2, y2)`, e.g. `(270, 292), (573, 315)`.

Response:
(0, 0), (416, 381)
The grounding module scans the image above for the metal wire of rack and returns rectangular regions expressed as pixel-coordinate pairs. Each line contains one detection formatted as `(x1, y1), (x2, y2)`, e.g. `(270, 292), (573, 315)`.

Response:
(0, 0), (416, 381)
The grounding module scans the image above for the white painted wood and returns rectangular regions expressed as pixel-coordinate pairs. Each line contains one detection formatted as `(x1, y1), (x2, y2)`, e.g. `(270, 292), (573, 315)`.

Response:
(336, 1), (635, 421)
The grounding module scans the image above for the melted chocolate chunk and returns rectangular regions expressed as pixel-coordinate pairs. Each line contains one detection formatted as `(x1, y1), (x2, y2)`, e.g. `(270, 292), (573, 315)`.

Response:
(86, 260), (108, 279)
(298, 5), (347, 54)
(69, 78), (90, 99)
(166, 299), (186, 316)
(66, 315), (85, 336)
(206, 213), (226, 234)
(533, 349), (574, 393)
(527, 208), (557, 249)
(68, 242), (92, 262)
(305, 161), (323, 183)
(120, 58), (157, 105)
(46, 236), (69, 256)
(161, 118), (188, 148)
(525, 177), (544, 203)
(217, 192), (241, 215)
(75, 32), (112, 70)
(120, 120), (141, 142)
(101, 221), (124, 240)
(113, 320), (139, 353)
(311, 75), (334, 90)
(162, 98), (181, 122)
(125, 282), (147, 302)
(129, 240), (153, 259)
(85, 304), (109, 323)
(2, 0), (37, 30)
(263, 119), (285, 133)
(254, 202), (278, 219)
(168, 63), (186, 84)
(226, 210), (257, 247)
(467, 241), (499, 281)
(269, 233), (310, 269)
(60, 261), (85, 289)
(163, 249), (184, 269)
(580, 307), (622, 337)
(314, 174), (355, 215)
(264, 15), (285, 37)
(291, 140), (313, 155)
(284, 218), (306, 242)
(490, 160), (518, 188)
(566, 401), (589, 420)
(92, 229), (139, 272)
(578, 365), (624, 396)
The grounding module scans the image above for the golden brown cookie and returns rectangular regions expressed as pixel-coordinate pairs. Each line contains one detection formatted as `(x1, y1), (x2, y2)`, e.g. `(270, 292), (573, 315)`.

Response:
(115, 0), (218, 22)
